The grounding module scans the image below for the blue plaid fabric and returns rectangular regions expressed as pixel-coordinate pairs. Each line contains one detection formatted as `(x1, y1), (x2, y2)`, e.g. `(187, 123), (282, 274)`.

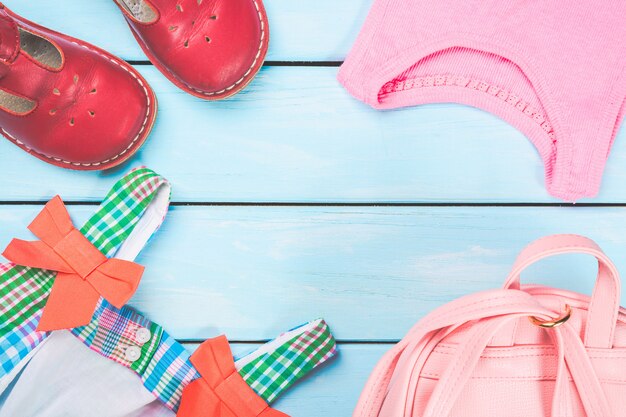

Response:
(0, 314), (46, 375)
(141, 330), (199, 410)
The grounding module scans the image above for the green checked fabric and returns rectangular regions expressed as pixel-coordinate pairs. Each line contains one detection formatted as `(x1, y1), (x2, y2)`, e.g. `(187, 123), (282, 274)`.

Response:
(0, 265), (53, 338)
(237, 318), (338, 403)
(80, 167), (171, 258)
(0, 167), (171, 380)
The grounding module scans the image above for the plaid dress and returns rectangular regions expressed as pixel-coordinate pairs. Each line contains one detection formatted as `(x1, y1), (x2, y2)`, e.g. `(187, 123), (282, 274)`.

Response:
(0, 168), (337, 412)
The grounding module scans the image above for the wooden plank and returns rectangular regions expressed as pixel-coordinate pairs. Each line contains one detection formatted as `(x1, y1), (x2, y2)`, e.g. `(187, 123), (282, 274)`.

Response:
(2, 66), (625, 203)
(1, 205), (625, 340)
(5, 0), (369, 62)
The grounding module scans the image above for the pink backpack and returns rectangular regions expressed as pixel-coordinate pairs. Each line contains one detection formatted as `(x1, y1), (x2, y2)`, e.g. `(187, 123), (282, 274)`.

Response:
(354, 234), (626, 416)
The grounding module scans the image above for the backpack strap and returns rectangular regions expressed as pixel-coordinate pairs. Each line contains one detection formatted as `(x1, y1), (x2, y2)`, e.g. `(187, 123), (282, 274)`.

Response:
(503, 234), (621, 348)
(0, 167), (170, 386)
(354, 288), (612, 417)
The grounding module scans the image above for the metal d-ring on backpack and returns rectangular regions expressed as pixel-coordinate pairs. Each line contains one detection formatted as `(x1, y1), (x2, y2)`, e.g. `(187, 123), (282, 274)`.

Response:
(354, 234), (626, 417)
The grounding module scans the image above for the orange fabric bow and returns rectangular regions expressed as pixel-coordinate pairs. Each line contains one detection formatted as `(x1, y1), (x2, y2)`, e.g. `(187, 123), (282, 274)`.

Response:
(177, 336), (289, 417)
(2, 196), (144, 331)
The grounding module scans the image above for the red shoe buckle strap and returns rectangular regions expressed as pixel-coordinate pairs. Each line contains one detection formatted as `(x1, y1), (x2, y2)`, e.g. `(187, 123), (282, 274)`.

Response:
(0, 6), (19, 64)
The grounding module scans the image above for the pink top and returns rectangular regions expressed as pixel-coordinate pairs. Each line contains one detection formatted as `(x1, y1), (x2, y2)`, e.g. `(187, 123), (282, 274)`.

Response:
(338, 0), (626, 201)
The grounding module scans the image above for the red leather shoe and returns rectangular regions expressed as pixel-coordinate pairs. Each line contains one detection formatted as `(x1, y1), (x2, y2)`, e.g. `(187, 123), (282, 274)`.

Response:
(0, 4), (157, 170)
(113, 0), (269, 100)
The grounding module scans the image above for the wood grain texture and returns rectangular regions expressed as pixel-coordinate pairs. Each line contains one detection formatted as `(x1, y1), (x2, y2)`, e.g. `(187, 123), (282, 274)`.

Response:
(3, 2), (626, 415)
(1, 66), (625, 203)
(1, 204), (624, 341)
(3, 0), (370, 62)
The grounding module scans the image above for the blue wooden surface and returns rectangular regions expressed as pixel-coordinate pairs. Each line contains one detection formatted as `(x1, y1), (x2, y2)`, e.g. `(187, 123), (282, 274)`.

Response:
(2, 1), (626, 416)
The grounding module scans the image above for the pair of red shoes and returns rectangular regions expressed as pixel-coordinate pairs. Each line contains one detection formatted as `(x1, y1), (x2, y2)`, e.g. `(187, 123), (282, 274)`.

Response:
(0, 0), (269, 170)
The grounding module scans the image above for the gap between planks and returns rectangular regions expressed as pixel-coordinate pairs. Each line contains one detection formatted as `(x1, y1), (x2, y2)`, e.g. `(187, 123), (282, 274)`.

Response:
(126, 60), (343, 67)
(0, 201), (623, 208)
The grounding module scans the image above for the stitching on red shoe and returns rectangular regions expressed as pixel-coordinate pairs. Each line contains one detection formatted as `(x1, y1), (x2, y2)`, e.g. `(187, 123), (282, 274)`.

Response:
(1, 41), (152, 168)
(0, 15), (21, 63)
(160, 0), (266, 96)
